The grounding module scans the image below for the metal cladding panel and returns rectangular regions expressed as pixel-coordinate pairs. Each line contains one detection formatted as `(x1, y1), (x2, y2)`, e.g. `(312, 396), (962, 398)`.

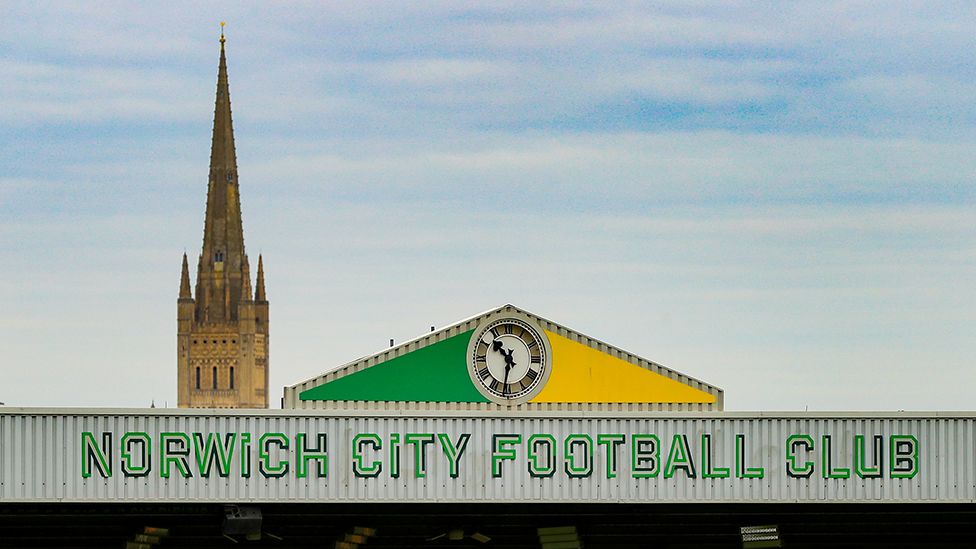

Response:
(0, 410), (972, 503)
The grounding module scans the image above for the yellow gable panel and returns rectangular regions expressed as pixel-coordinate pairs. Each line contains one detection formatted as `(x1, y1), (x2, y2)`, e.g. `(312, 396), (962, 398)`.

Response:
(531, 331), (716, 404)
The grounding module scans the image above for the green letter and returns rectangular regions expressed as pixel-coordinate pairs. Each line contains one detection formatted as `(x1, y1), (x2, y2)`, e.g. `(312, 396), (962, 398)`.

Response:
(352, 433), (382, 478)
(564, 434), (594, 478)
(389, 433), (401, 479)
(259, 433), (289, 478)
(120, 432), (151, 477)
(597, 434), (625, 479)
(492, 434), (521, 478)
(527, 434), (556, 478)
(437, 433), (470, 479)
(822, 435), (850, 479)
(632, 434), (660, 478)
(160, 432), (192, 478)
(701, 433), (730, 479)
(405, 433), (435, 478)
(193, 433), (236, 478)
(890, 435), (919, 479)
(854, 435), (882, 479)
(735, 434), (764, 479)
(239, 433), (252, 478)
(664, 434), (696, 479)
(296, 433), (328, 479)
(81, 432), (112, 479)
(785, 434), (814, 478)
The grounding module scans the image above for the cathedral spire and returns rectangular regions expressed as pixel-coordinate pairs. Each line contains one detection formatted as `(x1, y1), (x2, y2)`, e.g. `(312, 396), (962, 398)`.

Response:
(179, 252), (192, 299)
(196, 28), (248, 322)
(255, 254), (266, 301)
(210, 24), (237, 175)
(178, 27), (270, 410)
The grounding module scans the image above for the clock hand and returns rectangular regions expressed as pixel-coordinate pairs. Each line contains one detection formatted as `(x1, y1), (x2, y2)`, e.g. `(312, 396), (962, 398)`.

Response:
(501, 348), (517, 395)
(491, 339), (515, 395)
(491, 340), (517, 367)
(501, 348), (516, 367)
(491, 341), (517, 395)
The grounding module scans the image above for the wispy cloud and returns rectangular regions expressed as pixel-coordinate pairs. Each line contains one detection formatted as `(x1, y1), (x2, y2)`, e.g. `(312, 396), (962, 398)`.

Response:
(239, 131), (976, 211)
(0, 61), (206, 124)
(5, 2), (975, 136)
(1, 2), (974, 409)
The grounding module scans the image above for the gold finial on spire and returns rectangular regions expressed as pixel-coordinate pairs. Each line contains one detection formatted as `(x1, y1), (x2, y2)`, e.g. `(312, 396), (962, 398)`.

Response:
(220, 21), (226, 44)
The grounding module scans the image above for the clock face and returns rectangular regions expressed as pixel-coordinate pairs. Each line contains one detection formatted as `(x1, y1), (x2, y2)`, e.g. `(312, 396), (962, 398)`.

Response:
(467, 316), (551, 405)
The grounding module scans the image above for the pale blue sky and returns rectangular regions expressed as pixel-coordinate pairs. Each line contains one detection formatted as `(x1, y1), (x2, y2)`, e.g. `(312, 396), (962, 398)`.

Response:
(1, 2), (974, 409)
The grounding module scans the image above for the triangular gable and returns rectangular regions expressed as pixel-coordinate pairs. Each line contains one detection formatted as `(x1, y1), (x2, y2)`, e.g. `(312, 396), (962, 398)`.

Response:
(298, 330), (489, 403)
(283, 304), (722, 410)
(537, 331), (715, 404)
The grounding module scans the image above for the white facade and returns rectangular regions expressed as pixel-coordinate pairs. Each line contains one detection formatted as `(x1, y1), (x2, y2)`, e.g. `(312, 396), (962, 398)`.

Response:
(0, 409), (967, 503)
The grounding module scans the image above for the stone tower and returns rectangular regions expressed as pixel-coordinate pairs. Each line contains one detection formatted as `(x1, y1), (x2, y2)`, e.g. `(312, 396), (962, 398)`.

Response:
(177, 32), (269, 408)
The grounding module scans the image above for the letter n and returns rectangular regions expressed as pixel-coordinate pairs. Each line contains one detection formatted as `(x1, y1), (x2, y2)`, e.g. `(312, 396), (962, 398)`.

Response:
(82, 432), (113, 478)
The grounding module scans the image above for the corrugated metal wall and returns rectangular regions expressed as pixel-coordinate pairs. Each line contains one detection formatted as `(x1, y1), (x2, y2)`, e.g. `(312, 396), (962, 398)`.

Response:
(0, 410), (971, 503)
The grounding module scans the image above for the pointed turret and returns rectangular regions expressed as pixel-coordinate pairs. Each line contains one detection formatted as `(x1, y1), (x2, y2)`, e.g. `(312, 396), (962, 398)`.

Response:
(255, 254), (267, 301)
(179, 253), (192, 299)
(241, 254), (252, 301)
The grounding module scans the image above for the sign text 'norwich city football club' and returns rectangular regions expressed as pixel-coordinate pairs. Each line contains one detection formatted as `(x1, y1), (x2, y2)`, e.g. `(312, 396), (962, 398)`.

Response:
(82, 429), (920, 481)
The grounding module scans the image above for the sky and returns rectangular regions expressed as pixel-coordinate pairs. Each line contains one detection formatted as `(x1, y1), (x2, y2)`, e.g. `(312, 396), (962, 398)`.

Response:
(1, 1), (974, 410)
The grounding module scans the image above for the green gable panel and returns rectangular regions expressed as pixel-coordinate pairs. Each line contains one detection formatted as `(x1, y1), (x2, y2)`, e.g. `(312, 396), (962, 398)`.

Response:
(299, 330), (490, 403)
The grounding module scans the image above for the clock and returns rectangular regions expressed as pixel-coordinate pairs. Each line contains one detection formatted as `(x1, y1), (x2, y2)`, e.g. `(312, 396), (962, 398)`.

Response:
(466, 314), (552, 405)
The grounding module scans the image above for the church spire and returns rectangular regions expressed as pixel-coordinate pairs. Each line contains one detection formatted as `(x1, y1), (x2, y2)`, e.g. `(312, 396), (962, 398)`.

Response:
(209, 24), (237, 176)
(179, 252), (192, 299)
(178, 26), (270, 410)
(195, 28), (248, 322)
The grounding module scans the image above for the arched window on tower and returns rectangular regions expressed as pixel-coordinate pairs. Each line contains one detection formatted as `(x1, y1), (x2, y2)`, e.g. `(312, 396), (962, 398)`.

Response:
(212, 367), (218, 389)
(230, 367), (235, 389)
(195, 367), (200, 390)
